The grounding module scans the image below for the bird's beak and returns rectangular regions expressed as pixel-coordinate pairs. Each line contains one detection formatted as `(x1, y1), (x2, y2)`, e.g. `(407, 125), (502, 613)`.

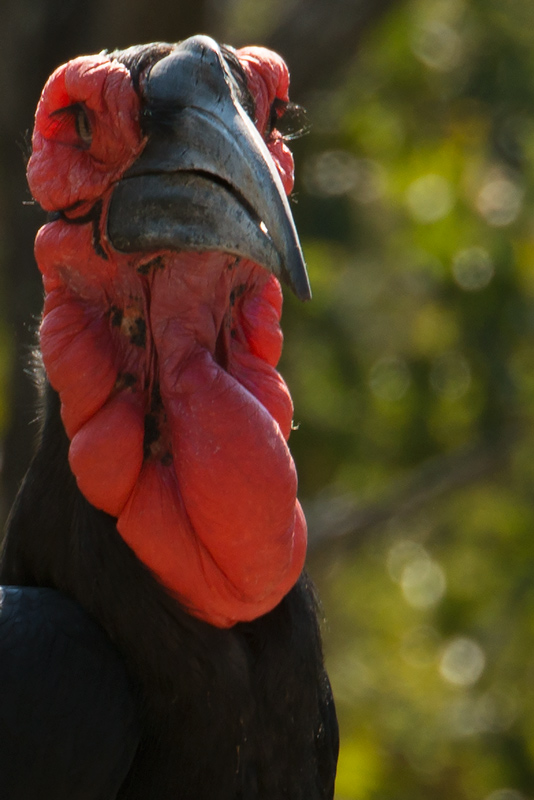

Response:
(107, 35), (311, 301)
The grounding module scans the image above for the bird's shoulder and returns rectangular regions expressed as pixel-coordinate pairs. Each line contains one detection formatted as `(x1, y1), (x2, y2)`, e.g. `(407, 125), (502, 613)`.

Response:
(0, 585), (141, 799)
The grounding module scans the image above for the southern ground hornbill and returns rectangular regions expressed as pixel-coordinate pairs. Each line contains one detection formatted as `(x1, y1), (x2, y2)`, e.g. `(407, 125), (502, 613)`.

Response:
(0, 36), (339, 799)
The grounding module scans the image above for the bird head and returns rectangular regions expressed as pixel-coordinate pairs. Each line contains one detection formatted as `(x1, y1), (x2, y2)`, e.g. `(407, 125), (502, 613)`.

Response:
(27, 36), (309, 627)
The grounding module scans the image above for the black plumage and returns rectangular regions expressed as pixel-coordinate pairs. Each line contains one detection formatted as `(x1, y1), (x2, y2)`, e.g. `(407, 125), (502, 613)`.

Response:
(0, 586), (140, 799)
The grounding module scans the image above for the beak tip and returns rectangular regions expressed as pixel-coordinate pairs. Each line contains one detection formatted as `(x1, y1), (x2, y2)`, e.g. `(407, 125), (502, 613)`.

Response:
(282, 251), (312, 301)
(295, 282), (312, 302)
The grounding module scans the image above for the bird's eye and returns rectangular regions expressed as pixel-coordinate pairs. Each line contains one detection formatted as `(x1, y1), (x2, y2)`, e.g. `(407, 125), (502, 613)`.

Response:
(266, 99), (309, 142)
(74, 105), (93, 147)
(47, 102), (93, 149)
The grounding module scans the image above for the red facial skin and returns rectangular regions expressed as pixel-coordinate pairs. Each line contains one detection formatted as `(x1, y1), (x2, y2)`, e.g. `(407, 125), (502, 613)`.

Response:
(27, 46), (307, 627)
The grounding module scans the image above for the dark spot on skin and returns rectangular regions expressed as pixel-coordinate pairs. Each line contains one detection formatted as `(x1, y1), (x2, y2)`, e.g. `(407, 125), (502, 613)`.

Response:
(122, 372), (137, 388)
(137, 255), (165, 275)
(130, 317), (146, 348)
(110, 306), (123, 327)
(161, 452), (173, 467)
(143, 413), (160, 459)
(114, 371), (137, 392)
(119, 305), (146, 347)
(151, 382), (163, 411)
(229, 283), (247, 308)
(230, 329), (237, 339)
(143, 382), (171, 463)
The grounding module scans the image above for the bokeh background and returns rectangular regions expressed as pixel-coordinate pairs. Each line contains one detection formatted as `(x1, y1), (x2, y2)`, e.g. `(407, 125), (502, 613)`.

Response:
(2, 1), (534, 798)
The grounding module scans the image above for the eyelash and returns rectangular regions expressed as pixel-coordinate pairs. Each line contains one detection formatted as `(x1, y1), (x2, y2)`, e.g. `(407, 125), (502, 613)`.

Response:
(266, 99), (309, 142)
(266, 98), (287, 140)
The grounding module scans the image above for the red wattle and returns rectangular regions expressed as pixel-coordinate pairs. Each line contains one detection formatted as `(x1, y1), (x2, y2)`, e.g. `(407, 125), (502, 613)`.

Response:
(118, 459), (306, 628)
(40, 292), (117, 438)
(239, 276), (284, 366)
(69, 392), (145, 517)
(159, 343), (301, 590)
(229, 350), (293, 441)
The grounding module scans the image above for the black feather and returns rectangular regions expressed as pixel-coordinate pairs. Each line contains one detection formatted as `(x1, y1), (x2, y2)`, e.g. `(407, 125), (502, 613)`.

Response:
(0, 586), (140, 799)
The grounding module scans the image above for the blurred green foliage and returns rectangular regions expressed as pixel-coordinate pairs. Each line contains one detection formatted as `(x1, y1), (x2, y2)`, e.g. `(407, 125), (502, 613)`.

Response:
(276, 1), (534, 798)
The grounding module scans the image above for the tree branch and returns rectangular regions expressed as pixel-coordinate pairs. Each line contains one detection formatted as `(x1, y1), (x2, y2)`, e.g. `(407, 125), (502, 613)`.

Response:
(307, 431), (518, 558)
